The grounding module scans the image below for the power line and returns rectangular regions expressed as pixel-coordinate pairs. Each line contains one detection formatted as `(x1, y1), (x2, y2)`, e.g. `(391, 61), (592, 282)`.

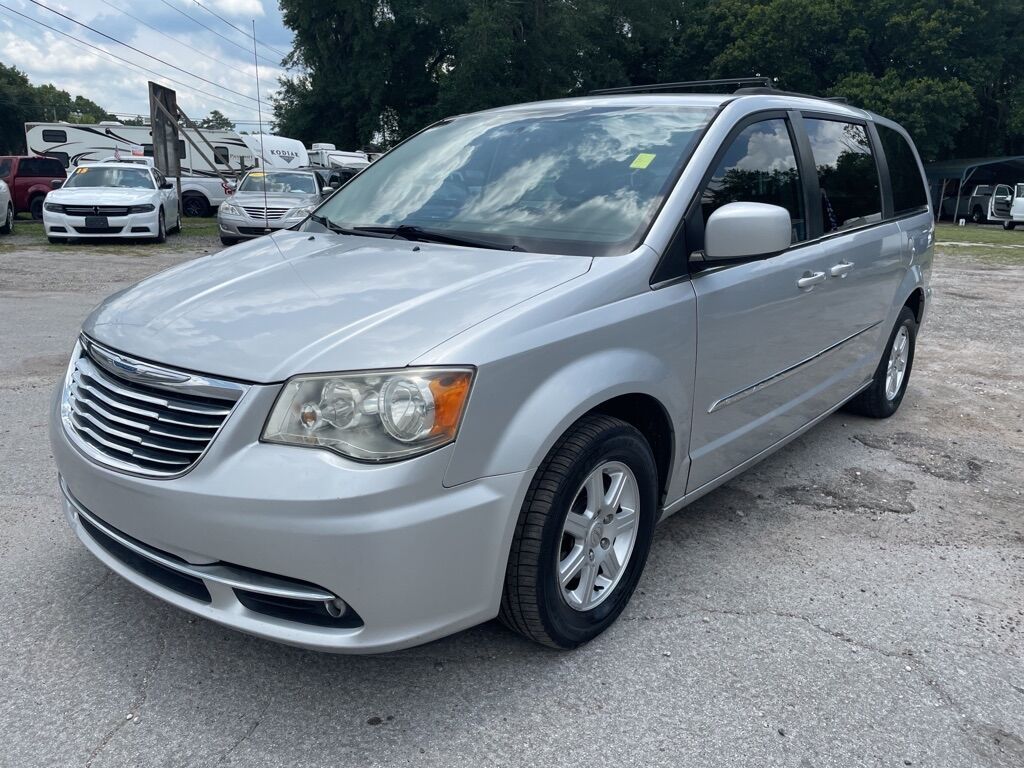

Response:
(96, 0), (251, 77)
(190, 0), (289, 60)
(25, 0), (261, 104)
(156, 0), (281, 67)
(0, 4), (259, 113)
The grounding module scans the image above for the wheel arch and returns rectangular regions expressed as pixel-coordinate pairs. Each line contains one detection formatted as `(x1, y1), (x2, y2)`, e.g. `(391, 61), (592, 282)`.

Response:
(904, 287), (925, 324)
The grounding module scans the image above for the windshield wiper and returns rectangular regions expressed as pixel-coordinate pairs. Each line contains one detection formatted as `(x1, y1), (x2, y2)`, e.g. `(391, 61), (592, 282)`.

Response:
(354, 224), (524, 251)
(307, 214), (393, 238)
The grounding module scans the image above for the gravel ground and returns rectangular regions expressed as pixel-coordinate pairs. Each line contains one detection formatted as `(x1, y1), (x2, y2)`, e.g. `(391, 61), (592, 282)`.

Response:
(0, 232), (1021, 768)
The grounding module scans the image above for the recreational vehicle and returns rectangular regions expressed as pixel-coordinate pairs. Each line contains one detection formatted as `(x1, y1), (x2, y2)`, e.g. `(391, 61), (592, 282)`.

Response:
(25, 122), (254, 216)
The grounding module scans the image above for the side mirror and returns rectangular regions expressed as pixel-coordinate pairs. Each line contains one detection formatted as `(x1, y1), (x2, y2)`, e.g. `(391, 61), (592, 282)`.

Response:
(160, 181), (174, 190)
(321, 186), (333, 196)
(51, 179), (63, 189)
(704, 202), (792, 261)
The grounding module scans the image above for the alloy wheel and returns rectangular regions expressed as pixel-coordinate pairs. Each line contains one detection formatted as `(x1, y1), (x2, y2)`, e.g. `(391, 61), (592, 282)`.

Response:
(885, 325), (910, 400)
(557, 461), (639, 611)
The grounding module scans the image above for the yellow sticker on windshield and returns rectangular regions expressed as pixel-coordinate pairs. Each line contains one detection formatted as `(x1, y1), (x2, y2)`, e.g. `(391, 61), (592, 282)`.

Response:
(249, 171), (265, 177)
(74, 166), (89, 173)
(630, 153), (656, 169)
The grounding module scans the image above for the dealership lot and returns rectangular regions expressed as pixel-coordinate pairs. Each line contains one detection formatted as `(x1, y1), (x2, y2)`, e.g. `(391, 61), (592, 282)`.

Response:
(0, 231), (1021, 767)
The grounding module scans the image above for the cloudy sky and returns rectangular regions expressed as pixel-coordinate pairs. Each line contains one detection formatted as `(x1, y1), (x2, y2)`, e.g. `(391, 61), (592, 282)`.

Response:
(0, 0), (294, 128)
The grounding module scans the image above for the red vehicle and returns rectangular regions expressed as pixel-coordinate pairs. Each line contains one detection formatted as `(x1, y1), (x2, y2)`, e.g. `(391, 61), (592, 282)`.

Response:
(0, 156), (66, 219)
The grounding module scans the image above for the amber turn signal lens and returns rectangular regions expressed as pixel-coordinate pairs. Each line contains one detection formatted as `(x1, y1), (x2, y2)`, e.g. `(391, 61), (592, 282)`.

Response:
(428, 371), (473, 439)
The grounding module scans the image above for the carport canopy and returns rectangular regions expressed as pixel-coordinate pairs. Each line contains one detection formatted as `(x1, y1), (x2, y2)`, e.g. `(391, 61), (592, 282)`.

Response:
(925, 156), (1024, 220)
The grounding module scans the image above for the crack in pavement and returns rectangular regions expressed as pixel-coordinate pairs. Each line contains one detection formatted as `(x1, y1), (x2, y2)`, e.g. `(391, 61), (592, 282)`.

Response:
(216, 696), (273, 764)
(84, 634), (167, 768)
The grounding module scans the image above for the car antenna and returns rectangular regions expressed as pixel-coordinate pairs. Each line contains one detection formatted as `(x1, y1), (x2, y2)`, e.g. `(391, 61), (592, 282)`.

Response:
(252, 18), (269, 233)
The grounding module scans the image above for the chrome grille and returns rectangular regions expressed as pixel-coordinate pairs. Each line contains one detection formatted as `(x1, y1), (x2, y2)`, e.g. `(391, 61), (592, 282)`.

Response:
(241, 205), (290, 220)
(64, 205), (131, 216)
(62, 340), (247, 478)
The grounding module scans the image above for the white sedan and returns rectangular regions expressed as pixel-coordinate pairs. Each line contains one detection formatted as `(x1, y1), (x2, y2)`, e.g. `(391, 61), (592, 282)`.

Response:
(0, 178), (12, 235)
(43, 162), (180, 244)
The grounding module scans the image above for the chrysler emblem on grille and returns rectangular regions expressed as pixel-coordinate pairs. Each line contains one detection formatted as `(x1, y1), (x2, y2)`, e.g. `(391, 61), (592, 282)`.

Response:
(93, 206), (99, 214)
(87, 342), (191, 385)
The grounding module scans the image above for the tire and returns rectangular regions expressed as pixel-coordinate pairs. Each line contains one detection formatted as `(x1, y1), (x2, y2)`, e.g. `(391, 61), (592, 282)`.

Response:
(47, 236), (66, 244)
(29, 196), (44, 220)
(171, 208), (182, 233)
(499, 414), (658, 649)
(182, 194), (209, 218)
(845, 306), (917, 418)
(219, 236), (240, 246)
(0, 203), (12, 234)
(153, 210), (166, 243)
(1003, 221), (1017, 231)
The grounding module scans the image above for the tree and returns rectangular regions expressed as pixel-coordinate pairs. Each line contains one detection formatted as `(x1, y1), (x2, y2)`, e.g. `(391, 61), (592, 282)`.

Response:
(197, 109), (234, 130)
(275, 0), (1024, 160)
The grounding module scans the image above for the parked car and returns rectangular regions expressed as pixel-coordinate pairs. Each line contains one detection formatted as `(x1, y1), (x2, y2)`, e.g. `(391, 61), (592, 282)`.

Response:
(987, 183), (1024, 230)
(0, 155), (66, 218)
(43, 162), (180, 243)
(938, 182), (996, 223)
(0, 179), (13, 234)
(51, 86), (933, 653)
(217, 168), (328, 245)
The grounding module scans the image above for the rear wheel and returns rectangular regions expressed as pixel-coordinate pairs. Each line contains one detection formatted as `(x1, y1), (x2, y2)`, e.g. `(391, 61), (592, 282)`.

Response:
(219, 235), (240, 246)
(182, 194), (209, 218)
(845, 306), (917, 419)
(970, 205), (985, 224)
(47, 236), (66, 244)
(29, 196), (44, 220)
(1003, 221), (1017, 231)
(0, 203), (12, 234)
(500, 414), (658, 649)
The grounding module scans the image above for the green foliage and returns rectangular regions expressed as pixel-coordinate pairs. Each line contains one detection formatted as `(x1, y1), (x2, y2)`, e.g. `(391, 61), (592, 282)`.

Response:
(275, 0), (1024, 161)
(0, 62), (112, 154)
(197, 110), (234, 130)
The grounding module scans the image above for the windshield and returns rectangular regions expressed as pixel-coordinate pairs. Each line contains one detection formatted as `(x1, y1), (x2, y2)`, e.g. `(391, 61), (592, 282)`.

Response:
(308, 105), (716, 255)
(65, 167), (154, 189)
(239, 171), (317, 195)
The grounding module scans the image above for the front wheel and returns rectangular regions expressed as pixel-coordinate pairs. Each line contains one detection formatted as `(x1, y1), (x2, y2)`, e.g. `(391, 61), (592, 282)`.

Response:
(153, 210), (166, 243)
(0, 203), (12, 234)
(845, 306), (917, 418)
(29, 197), (44, 220)
(1003, 221), (1017, 231)
(500, 414), (658, 649)
(182, 194), (209, 218)
(219, 235), (240, 246)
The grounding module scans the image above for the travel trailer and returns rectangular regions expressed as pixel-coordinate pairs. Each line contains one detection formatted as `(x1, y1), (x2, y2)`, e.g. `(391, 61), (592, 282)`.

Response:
(240, 134), (309, 169)
(25, 121), (255, 216)
(307, 143), (370, 171)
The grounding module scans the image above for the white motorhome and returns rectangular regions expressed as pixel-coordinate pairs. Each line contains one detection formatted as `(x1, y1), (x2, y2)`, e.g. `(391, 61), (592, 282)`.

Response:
(307, 142), (370, 171)
(240, 134), (309, 169)
(26, 121), (255, 216)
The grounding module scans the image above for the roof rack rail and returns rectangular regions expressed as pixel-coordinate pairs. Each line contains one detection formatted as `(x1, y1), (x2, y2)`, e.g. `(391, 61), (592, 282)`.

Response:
(589, 77), (774, 96)
(733, 86), (848, 103)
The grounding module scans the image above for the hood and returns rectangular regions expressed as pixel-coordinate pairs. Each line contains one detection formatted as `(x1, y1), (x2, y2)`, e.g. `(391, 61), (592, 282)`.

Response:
(50, 186), (156, 205)
(228, 191), (318, 210)
(83, 230), (591, 382)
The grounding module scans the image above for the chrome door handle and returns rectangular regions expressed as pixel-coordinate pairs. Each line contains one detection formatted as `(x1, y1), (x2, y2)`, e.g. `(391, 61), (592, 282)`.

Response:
(829, 260), (855, 278)
(797, 271), (826, 290)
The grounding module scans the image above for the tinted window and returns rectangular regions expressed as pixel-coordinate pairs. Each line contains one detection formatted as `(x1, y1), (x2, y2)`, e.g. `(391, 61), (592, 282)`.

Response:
(214, 146), (230, 165)
(238, 171), (317, 195)
(0, 159), (11, 178)
(805, 119), (881, 232)
(701, 118), (806, 242)
(42, 129), (67, 143)
(313, 105), (717, 256)
(46, 152), (70, 169)
(877, 126), (928, 215)
(142, 141), (187, 160)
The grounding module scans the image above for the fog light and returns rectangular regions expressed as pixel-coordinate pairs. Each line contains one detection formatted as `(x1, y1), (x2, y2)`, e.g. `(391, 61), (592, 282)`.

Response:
(324, 597), (347, 617)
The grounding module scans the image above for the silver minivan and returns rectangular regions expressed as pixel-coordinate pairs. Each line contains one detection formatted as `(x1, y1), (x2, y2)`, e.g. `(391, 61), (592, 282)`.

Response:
(51, 85), (933, 652)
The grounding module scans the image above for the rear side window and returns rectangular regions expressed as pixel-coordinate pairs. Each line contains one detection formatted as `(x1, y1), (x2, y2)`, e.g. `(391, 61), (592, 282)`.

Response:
(805, 119), (881, 233)
(42, 129), (67, 143)
(877, 126), (928, 215)
(214, 146), (230, 165)
(701, 118), (806, 242)
(0, 159), (10, 178)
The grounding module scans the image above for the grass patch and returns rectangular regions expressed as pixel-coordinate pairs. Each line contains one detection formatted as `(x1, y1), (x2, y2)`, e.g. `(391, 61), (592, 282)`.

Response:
(7, 214), (218, 247)
(935, 222), (1024, 247)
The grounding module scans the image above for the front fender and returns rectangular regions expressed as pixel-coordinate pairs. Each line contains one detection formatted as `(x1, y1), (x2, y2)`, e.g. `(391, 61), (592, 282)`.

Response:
(441, 280), (697, 502)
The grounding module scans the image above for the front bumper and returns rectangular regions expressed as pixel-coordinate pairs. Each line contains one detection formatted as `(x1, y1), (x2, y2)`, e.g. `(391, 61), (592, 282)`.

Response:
(218, 213), (303, 239)
(51, 383), (530, 653)
(43, 210), (160, 238)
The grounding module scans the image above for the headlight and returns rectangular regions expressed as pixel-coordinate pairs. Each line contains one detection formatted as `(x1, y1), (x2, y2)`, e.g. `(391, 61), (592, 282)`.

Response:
(219, 203), (241, 216)
(44, 202), (64, 213)
(127, 203), (155, 213)
(262, 367), (474, 461)
(285, 205), (316, 219)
